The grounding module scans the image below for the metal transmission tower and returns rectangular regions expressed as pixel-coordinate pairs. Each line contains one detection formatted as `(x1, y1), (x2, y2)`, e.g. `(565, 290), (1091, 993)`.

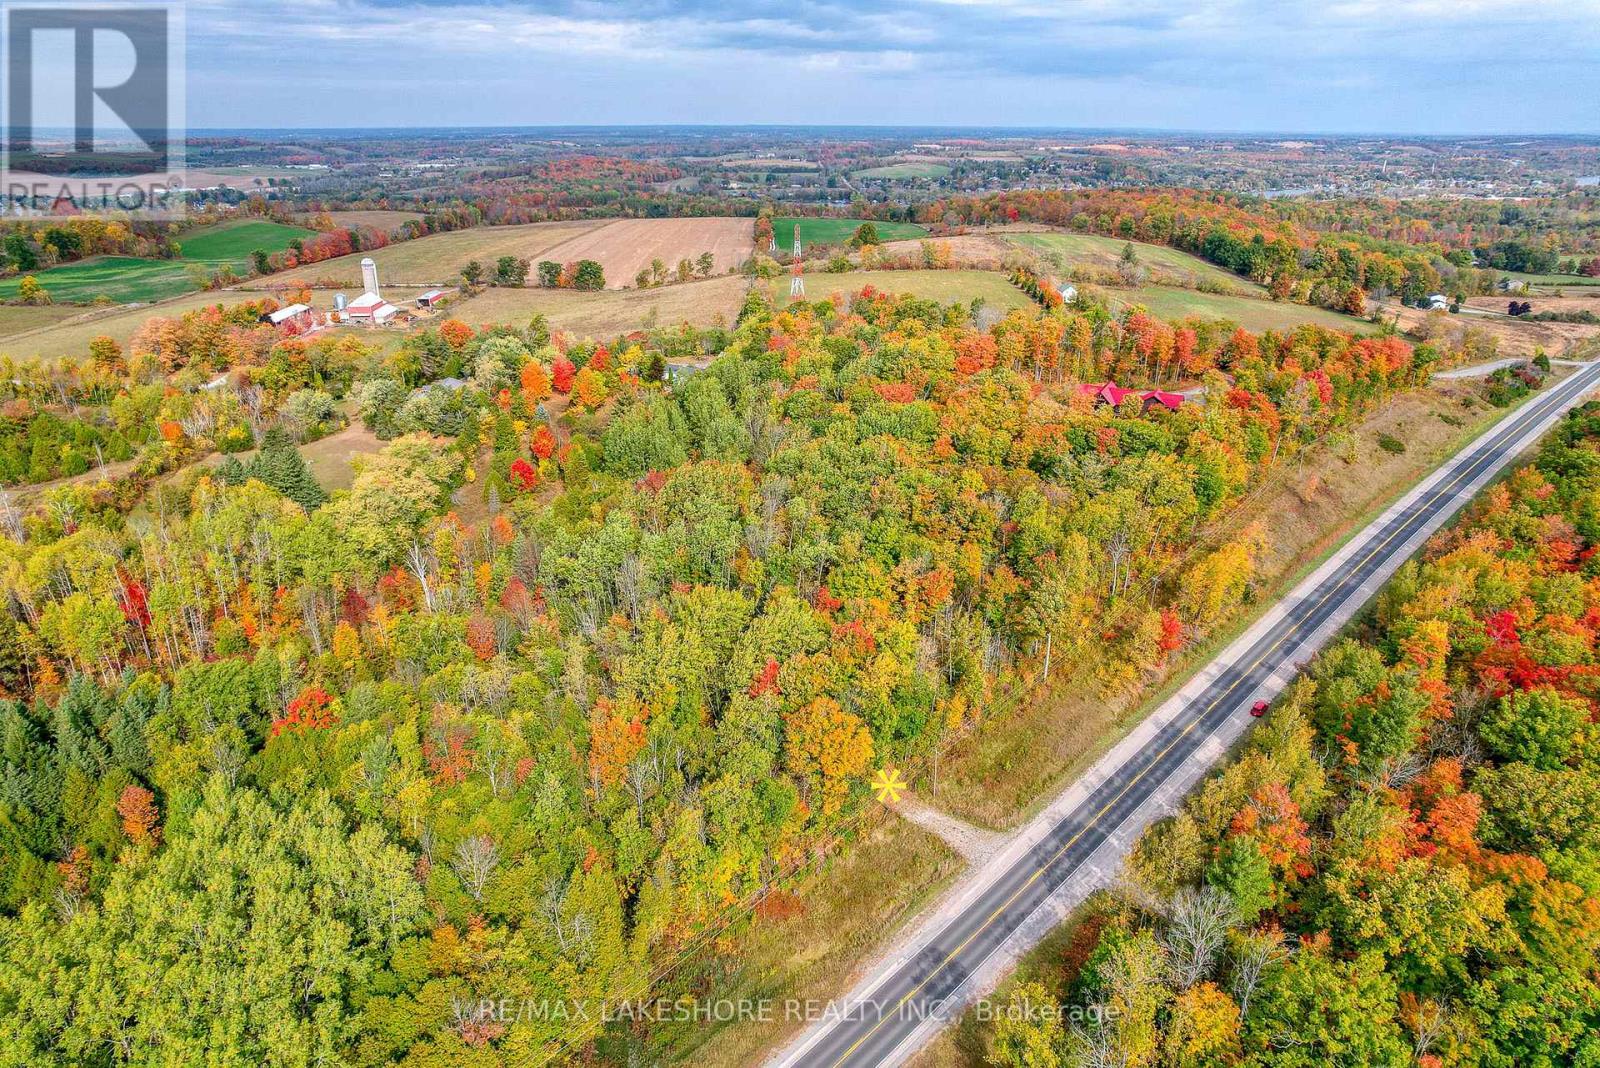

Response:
(789, 224), (805, 298)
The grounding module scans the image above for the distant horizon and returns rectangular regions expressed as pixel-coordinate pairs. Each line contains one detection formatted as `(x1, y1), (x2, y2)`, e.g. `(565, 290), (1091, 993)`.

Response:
(175, 124), (1600, 140)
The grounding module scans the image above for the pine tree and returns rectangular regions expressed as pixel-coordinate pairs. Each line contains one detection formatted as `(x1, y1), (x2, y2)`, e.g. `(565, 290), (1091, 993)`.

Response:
(247, 428), (327, 511)
(457, 412), (481, 461)
(215, 455), (247, 486)
(489, 412), (518, 486)
(107, 690), (152, 775)
(0, 615), (27, 695)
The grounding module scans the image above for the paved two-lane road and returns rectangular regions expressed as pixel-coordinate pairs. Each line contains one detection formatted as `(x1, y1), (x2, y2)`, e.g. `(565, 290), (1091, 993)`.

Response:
(774, 359), (1600, 1068)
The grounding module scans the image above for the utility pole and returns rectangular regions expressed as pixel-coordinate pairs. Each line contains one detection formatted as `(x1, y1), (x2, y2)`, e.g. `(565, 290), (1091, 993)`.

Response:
(790, 224), (805, 298)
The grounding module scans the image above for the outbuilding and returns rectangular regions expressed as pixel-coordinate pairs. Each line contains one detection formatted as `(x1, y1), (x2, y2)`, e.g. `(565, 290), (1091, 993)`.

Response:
(414, 376), (466, 396)
(263, 302), (313, 329)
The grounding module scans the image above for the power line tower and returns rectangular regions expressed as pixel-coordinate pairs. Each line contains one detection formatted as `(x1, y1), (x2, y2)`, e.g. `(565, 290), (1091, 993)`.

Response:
(789, 225), (805, 298)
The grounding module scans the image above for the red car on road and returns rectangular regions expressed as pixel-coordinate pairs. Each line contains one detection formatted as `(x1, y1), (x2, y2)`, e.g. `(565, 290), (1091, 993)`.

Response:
(1249, 700), (1269, 717)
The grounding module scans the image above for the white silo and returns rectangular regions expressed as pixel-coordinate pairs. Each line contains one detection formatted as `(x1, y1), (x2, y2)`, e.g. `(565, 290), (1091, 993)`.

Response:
(360, 257), (379, 297)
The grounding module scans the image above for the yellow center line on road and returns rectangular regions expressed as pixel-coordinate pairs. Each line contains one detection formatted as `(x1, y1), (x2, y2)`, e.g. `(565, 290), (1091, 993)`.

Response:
(828, 365), (1600, 1068)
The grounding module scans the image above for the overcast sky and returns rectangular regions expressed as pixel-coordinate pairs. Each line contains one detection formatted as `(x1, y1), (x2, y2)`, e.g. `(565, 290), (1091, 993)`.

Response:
(184, 0), (1600, 133)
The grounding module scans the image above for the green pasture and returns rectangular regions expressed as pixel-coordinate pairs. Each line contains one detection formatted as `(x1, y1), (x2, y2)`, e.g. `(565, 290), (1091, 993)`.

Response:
(773, 217), (928, 254)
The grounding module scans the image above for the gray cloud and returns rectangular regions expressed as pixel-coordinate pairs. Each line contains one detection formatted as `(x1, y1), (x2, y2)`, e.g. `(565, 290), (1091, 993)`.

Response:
(180, 0), (1600, 131)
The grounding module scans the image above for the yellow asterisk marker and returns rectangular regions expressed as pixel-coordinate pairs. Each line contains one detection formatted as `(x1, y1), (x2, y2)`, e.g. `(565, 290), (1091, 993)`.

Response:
(871, 767), (907, 805)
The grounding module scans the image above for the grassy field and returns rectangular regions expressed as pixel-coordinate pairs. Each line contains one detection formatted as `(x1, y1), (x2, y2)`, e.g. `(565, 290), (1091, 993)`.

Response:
(294, 218), (749, 292)
(197, 165), (320, 180)
(277, 221), (604, 286)
(777, 268), (1033, 314)
(0, 291), (280, 360)
(323, 209), (425, 231)
(774, 217), (928, 254)
(0, 219), (314, 305)
(0, 257), (196, 303)
(0, 304), (92, 340)
(0, 291), (263, 360)
(723, 158), (820, 170)
(1385, 300), (1598, 358)
(852, 163), (953, 180)
(1108, 284), (1369, 332)
(1500, 269), (1600, 289)
(118, 422), (393, 528)
(1006, 232), (1258, 292)
(0, 261), (1365, 365)
(176, 220), (315, 265)
(451, 275), (751, 338)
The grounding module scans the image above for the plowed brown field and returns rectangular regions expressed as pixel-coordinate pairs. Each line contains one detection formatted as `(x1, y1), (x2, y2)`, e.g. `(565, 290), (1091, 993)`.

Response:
(536, 217), (753, 288)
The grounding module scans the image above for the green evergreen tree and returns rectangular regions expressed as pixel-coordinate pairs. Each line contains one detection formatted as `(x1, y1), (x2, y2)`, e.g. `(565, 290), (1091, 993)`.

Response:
(214, 455), (247, 486)
(107, 688), (153, 776)
(246, 428), (327, 512)
(457, 412), (481, 461)
(0, 615), (26, 695)
(525, 312), (551, 349)
(1205, 837), (1274, 922)
(489, 411), (518, 485)
(642, 350), (666, 383)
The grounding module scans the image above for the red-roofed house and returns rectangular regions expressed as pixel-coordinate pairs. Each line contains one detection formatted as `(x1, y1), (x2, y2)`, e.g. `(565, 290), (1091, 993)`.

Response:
(1078, 381), (1185, 412)
(1078, 382), (1138, 407)
(1142, 389), (1185, 412)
